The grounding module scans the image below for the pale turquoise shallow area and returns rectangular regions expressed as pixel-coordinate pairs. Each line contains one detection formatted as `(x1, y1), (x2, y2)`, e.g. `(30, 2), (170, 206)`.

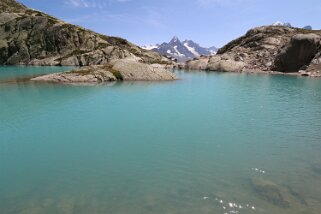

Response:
(0, 66), (76, 82)
(0, 67), (321, 214)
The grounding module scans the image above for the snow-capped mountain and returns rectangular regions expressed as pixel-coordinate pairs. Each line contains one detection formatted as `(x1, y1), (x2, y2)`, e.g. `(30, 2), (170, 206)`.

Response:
(272, 21), (292, 27)
(142, 37), (218, 62)
(271, 22), (313, 30)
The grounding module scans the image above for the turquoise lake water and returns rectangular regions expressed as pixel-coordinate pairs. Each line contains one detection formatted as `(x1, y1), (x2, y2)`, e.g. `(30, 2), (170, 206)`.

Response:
(1, 67), (321, 214)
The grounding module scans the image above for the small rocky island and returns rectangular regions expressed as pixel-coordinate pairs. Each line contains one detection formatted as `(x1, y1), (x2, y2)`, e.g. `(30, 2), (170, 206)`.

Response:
(185, 26), (321, 77)
(32, 59), (176, 83)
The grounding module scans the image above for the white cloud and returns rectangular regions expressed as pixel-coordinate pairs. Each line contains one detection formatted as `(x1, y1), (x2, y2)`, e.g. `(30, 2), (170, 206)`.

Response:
(197, 0), (258, 7)
(64, 6), (165, 29)
(65, 0), (90, 8)
(65, 0), (130, 9)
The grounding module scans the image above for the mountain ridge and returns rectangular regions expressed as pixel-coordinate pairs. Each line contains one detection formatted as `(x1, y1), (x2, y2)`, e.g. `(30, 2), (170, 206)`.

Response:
(142, 37), (218, 62)
(0, 0), (171, 66)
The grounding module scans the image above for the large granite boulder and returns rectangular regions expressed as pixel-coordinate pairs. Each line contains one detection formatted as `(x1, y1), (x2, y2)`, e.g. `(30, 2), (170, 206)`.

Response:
(272, 34), (321, 72)
(184, 56), (209, 70)
(111, 59), (177, 81)
(207, 55), (246, 72)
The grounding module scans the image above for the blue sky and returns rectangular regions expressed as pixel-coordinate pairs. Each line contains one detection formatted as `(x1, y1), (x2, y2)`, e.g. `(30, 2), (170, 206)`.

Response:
(18, 0), (321, 47)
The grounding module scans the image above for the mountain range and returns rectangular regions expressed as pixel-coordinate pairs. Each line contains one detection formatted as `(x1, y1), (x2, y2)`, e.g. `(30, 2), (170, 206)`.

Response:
(142, 37), (218, 62)
(272, 21), (313, 30)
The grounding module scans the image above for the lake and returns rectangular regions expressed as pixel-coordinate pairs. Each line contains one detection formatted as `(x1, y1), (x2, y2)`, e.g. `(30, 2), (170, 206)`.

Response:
(1, 67), (321, 214)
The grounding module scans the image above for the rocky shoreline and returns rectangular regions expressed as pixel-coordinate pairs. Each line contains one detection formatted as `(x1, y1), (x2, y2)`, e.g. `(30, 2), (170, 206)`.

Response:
(2, 1), (321, 82)
(1, 0), (178, 84)
(183, 26), (321, 77)
(0, 0), (172, 67)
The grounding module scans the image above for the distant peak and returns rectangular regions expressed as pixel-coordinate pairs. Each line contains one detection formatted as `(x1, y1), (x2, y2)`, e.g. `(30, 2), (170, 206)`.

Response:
(170, 36), (180, 43)
(272, 21), (292, 27)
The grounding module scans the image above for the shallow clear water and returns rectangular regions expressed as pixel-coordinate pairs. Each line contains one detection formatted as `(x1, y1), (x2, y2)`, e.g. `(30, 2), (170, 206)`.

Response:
(0, 66), (76, 83)
(1, 67), (321, 214)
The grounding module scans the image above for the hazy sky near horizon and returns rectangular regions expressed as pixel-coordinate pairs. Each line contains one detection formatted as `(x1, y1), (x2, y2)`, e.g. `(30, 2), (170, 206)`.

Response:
(18, 0), (321, 47)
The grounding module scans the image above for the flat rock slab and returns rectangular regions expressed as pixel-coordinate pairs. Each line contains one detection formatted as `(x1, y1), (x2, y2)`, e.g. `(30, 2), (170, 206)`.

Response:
(32, 66), (117, 83)
(112, 60), (176, 81)
(31, 60), (177, 84)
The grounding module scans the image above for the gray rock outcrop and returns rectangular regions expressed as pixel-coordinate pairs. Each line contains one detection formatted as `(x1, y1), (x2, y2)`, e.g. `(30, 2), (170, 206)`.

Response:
(31, 66), (117, 83)
(31, 59), (177, 83)
(272, 33), (321, 72)
(111, 59), (176, 81)
(207, 55), (246, 72)
(184, 26), (321, 76)
(184, 56), (210, 70)
(0, 0), (171, 66)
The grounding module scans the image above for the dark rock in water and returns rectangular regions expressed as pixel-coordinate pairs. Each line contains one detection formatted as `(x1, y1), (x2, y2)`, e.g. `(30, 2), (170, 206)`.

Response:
(272, 34), (321, 72)
(285, 185), (307, 206)
(251, 177), (290, 208)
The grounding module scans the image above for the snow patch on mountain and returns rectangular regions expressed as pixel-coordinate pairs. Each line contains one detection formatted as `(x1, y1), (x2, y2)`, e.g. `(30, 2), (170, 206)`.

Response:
(142, 44), (159, 50)
(272, 21), (292, 27)
(184, 42), (200, 57)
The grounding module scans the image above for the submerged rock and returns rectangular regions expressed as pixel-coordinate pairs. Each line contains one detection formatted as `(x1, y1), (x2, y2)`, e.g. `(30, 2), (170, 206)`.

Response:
(285, 185), (307, 206)
(251, 177), (290, 208)
(311, 164), (321, 175)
